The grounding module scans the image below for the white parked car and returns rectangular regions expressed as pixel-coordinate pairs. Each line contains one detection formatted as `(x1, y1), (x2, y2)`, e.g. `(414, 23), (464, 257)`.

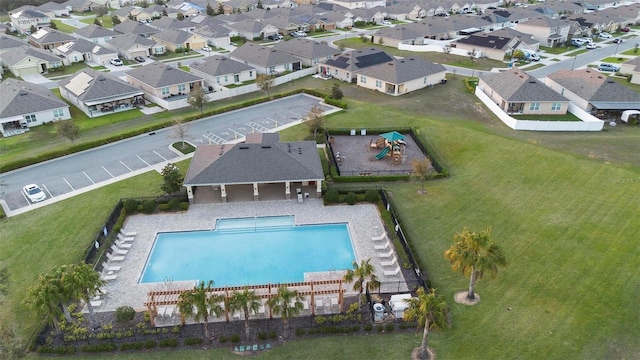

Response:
(201, 46), (212, 52)
(586, 43), (597, 49)
(23, 184), (46, 203)
(599, 32), (613, 39)
(110, 58), (123, 66)
(292, 30), (307, 37)
(381, 20), (392, 25)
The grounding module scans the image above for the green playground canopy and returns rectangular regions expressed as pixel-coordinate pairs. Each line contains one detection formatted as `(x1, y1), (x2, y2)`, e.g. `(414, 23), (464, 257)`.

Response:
(380, 131), (405, 142)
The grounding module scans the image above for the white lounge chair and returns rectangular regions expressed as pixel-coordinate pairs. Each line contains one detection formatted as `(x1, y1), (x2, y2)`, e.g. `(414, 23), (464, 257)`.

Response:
(110, 245), (128, 255)
(105, 252), (124, 262)
(107, 265), (121, 272)
(115, 240), (132, 249)
(101, 274), (117, 281)
(374, 241), (390, 250)
(90, 300), (103, 308)
(371, 232), (387, 241)
(117, 234), (135, 243)
(330, 298), (338, 306)
(383, 266), (401, 277)
(120, 231), (137, 237)
(258, 304), (266, 314)
(157, 307), (167, 317)
(302, 300), (309, 310)
(381, 257), (397, 267)
(164, 307), (174, 318)
(315, 299), (323, 308)
(377, 249), (394, 258)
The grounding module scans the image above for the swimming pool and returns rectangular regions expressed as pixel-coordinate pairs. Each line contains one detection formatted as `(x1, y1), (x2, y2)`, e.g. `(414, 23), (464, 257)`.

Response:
(140, 216), (355, 286)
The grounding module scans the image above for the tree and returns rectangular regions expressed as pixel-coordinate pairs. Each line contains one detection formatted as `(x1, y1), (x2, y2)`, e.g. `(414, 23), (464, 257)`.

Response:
(160, 163), (184, 195)
(411, 157), (433, 194)
(30, 25), (36, 33)
(403, 287), (449, 360)
(95, 5), (108, 17)
(162, 9), (168, 17)
(172, 117), (191, 150)
(256, 73), (275, 99)
(443, 44), (451, 54)
(331, 83), (343, 100)
(343, 258), (380, 305)
(111, 15), (121, 25)
(227, 287), (261, 339)
(93, 17), (102, 26)
(338, 41), (346, 52)
(25, 271), (63, 333)
(49, 21), (57, 30)
(177, 281), (224, 340)
(0, 322), (24, 360)
(187, 85), (208, 114)
(139, 0), (149, 8)
(206, 2), (215, 15)
(217, 3), (225, 14)
(467, 48), (478, 78)
(303, 105), (325, 139)
(265, 286), (304, 338)
(177, 12), (185, 20)
(444, 228), (507, 301)
(0, 266), (8, 300)
(63, 263), (105, 325)
(512, 49), (526, 61)
(377, 36), (384, 46)
(56, 120), (80, 142)
(256, 0), (263, 8)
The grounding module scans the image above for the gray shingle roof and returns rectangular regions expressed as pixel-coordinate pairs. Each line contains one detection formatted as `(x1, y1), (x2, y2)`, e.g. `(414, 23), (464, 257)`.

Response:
(0, 78), (68, 118)
(126, 62), (203, 88)
(230, 42), (300, 67)
(455, 33), (512, 50)
(190, 55), (254, 76)
(57, 38), (115, 55)
(12, 8), (48, 19)
(106, 33), (157, 50)
(37, 1), (68, 11)
(0, 45), (61, 66)
(58, 68), (143, 102)
(29, 28), (75, 44)
(357, 57), (447, 84)
(151, 28), (193, 45)
(481, 67), (568, 102)
(113, 19), (159, 35)
(547, 69), (640, 105)
(272, 38), (340, 60)
(0, 34), (27, 50)
(324, 47), (393, 71)
(74, 24), (117, 39)
(150, 17), (192, 30)
(184, 141), (324, 185)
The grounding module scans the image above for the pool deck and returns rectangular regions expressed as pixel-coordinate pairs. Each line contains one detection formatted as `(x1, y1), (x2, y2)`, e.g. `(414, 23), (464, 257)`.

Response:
(93, 198), (409, 323)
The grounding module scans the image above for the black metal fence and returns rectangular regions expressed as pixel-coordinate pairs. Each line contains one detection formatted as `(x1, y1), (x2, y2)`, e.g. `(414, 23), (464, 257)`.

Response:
(84, 200), (123, 268)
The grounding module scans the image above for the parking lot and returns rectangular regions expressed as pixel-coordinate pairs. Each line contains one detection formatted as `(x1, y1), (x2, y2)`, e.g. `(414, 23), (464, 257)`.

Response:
(1, 94), (337, 214)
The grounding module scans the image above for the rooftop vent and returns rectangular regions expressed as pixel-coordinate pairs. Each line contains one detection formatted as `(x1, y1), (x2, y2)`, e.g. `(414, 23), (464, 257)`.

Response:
(528, 80), (536, 83)
(261, 145), (271, 149)
(239, 145), (249, 149)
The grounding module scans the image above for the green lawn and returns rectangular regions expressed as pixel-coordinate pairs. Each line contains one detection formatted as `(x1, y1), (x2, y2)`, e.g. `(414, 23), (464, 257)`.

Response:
(2, 78), (640, 359)
(566, 48), (589, 56)
(43, 62), (92, 78)
(538, 46), (571, 55)
(80, 15), (114, 28)
(51, 20), (77, 34)
(511, 113), (581, 121)
(621, 48), (639, 56)
(601, 56), (630, 63)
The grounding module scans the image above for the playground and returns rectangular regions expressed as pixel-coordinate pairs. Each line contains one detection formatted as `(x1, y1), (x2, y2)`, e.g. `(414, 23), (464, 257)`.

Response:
(327, 131), (433, 176)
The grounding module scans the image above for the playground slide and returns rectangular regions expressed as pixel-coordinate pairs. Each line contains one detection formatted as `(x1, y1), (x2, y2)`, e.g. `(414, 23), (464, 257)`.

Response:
(374, 147), (390, 160)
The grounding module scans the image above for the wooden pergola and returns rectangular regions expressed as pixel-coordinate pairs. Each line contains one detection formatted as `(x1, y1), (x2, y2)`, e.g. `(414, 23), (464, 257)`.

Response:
(144, 279), (346, 326)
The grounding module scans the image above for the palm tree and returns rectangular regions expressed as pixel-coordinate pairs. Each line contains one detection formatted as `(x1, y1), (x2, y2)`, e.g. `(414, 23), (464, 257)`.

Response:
(227, 287), (261, 340)
(343, 258), (380, 305)
(24, 274), (64, 334)
(266, 286), (304, 338)
(177, 280), (224, 340)
(444, 228), (508, 300)
(403, 288), (449, 360)
(64, 263), (105, 325)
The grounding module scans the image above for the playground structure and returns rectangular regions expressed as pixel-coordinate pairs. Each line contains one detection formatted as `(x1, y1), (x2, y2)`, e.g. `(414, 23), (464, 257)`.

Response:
(370, 131), (406, 164)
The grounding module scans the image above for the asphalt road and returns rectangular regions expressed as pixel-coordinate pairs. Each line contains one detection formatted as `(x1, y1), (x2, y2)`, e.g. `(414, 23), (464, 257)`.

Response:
(1, 94), (334, 215)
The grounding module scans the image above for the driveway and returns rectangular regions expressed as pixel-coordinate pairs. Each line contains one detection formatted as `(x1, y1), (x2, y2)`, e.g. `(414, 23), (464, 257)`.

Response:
(20, 73), (53, 85)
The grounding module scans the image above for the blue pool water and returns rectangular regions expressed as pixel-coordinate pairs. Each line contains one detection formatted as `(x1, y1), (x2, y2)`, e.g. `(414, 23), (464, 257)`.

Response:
(140, 216), (355, 286)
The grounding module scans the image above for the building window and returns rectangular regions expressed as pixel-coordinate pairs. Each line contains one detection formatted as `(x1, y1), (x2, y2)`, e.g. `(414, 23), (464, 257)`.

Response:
(360, 76), (366, 83)
(334, 69), (338, 75)
(551, 102), (561, 111)
(375, 80), (381, 88)
(53, 109), (64, 118)
(423, 77), (427, 84)
(216, 76), (220, 83)
(178, 84), (186, 92)
(269, 66), (276, 74)
(529, 102), (540, 111)
(162, 87), (170, 95)
(24, 114), (36, 123)
(249, 71), (253, 77)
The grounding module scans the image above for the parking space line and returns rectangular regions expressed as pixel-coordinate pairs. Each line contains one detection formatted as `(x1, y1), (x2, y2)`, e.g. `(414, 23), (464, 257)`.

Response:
(228, 128), (244, 139)
(21, 192), (30, 205)
(42, 184), (53, 198)
(120, 160), (133, 172)
(83, 171), (95, 184)
(102, 166), (114, 178)
(137, 155), (151, 166)
(153, 150), (167, 161)
(63, 177), (75, 191)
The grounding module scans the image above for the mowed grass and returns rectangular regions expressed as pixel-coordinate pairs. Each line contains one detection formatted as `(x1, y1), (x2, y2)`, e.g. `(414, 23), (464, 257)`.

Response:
(2, 78), (640, 359)
(50, 20), (77, 33)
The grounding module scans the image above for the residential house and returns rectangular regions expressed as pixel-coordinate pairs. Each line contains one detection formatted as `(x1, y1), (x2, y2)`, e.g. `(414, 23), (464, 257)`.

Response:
(63, 0), (100, 13)
(316, 10), (354, 29)
(384, 3), (426, 21)
(453, 28), (539, 61)
(9, 7), (50, 35)
(261, 0), (298, 9)
(148, 16), (196, 32)
(28, 28), (75, 50)
(37, 1), (71, 17)
(272, 38), (340, 67)
(372, 24), (427, 47)
(113, 19), (160, 37)
(111, 6), (137, 22)
(151, 28), (206, 51)
(105, 33), (165, 60)
(349, 7), (386, 24)
(55, 38), (118, 66)
(125, 62), (204, 107)
(183, 132), (324, 203)
(192, 23), (232, 48)
(319, 47), (393, 82)
(229, 42), (302, 75)
(73, 24), (118, 45)
(166, 1), (205, 18)
(216, 0), (255, 14)
(0, 78), (71, 137)
(0, 45), (63, 77)
(356, 57), (447, 96)
(597, 3), (640, 27)
(479, 67), (570, 115)
(328, 0), (386, 10)
(189, 55), (256, 90)
(545, 69), (640, 113)
(620, 57), (640, 85)
(568, 12), (626, 34)
(225, 19), (281, 40)
(58, 68), (145, 117)
(516, 16), (571, 47)
(0, 35), (27, 56)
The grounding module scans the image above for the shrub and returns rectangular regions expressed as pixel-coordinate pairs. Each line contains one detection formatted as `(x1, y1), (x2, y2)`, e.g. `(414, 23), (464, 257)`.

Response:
(120, 342), (144, 351)
(115, 306), (136, 323)
(80, 343), (117, 353)
(39, 345), (77, 354)
(257, 332), (267, 341)
(345, 192), (358, 205)
(142, 200), (156, 214)
(324, 96), (348, 109)
(324, 189), (340, 204)
(218, 335), (228, 343)
(364, 323), (373, 332)
(365, 189), (380, 203)
(159, 339), (179, 348)
(143, 311), (150, 323)
(168, 198), (180, 210)
(376, 324), (384, 332)
(144, 340), (157, 349)
(385, 323), (395, 332)
(315, 316), (327, 325)
(230, 334), (241, 343)
(179, 202), (189, 210)
(158, 203), (171, 211)
(184, 338), (203, 346)
(123, 199), (138, 214)
(295, 328), (305, 336)
(269, 330), (277, 339)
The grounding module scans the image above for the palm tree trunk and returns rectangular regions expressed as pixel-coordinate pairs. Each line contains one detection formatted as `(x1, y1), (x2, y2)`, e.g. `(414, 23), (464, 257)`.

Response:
(282, 316), (289, 339)
(468, 265), (477, 300)
(62, 304), (72, 322)
(86, 296), (95, 325)
(244, 311), (250, 340)
(420, 318), (429, 359)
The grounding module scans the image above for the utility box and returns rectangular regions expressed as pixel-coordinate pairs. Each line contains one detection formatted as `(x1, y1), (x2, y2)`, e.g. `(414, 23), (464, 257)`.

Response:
(373, 303), (385, 321)
(297, 188), (303, 203)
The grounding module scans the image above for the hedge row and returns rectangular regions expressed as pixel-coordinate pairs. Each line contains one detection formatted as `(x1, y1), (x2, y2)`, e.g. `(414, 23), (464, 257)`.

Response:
(1, 89), (334, 173)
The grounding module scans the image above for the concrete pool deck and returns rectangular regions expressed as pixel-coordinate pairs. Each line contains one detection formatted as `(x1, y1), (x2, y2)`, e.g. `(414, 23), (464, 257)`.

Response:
(94, 198), (409, 320)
